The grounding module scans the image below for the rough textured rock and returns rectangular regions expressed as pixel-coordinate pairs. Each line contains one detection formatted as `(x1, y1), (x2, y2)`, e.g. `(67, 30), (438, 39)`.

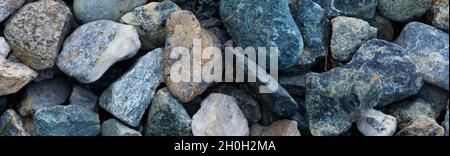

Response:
(444, 107), (449, 136)
(305, 67), (382, 136)
(330, 16), (377, 62)
(395, 22), (449, 90)
(250, 120), (300, 136)
(0, 58), (38, 96)
(4, 0), (73, 70)
(100, 48), (164, 127)
(378, 0), (432, 22)
(192, 93), (249, 136)
(0, 0), (25, 22)
(0, 37), (11, 58)
(311, 0), (377, 23)
(356, 109), (397, 136)
(102, 118), (141, 136)
(396, 116), (445, 136)
(164, 10), (221, 103)
(73, 0), (148, 24)
(69, 85), (98, 112)
(429, 0), (449, 32)
(34, 105), (101, 136)
(0, 109), (30, 136)
(18, 78), (71, 117)
(120, 0), (181, 50)
(57, 20), (140, 83)
(220, 0), (303, 70)
(145, 88), (192, 136)
(375, 15), (394, 41)
(346, 39), (423, 107)
(22, 117), (35, 136)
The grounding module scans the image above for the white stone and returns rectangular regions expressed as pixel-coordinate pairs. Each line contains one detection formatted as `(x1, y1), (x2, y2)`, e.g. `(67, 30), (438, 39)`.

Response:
(357, 109), (397, 136)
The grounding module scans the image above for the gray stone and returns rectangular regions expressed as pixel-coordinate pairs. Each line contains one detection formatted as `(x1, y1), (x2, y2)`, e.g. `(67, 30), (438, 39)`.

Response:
(34, 105), (101, 136)
(73, 0), (148, 24)
(330, 16), (377, 62)
(57, 20), (141, 83)
(120, 0), (181, 50)
(375, 15), (394, 41)
(145, 88), (192, 136)
(0, 0), (25, 22)
(102, 118), (141, 136)
(396, 116), (445, 136)
(309, 0), (377, 23)
(356, 109), (397, 136)
(0, 58), (38, 96)
(378, 0), (432, 22)
(18, 78), (72, 117)
(69, 85), (98, 112)
(429, 0), (449, 32)
(0, 109), (30, 136)
(192, 93), (249, 136)
(250, 120), (301, 136)
(444, 107), (449, 136)
(0, 37), (11, 58)
(100, 48), (164, 127)
(395, 22), (449, 90)
(33, 67), (56, 82)
(4, 0), (73, 70)
(346, 39), (423, 107)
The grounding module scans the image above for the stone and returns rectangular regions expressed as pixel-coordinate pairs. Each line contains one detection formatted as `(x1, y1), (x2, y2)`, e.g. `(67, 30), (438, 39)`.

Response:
(396, 116), (445, 136)
(164, 10), (221, 103)
(250, 120), (301, 136)
(293, 0), (329, 68)
(444, 107), (449, 136)
(206, 85), (262, 124)
(346, 39), (423, 107)
(57, 20), (140, 83)
(429, 0), (449, 32)
(102, 118), (141, 136)
(330, 16), (377, 62)
(0, 58), (38, 96)
(22, 117), (35, 136)
(17, 78), (71, 117)
(220, 0), (303, 70)
(279, 72), (307, 97)
(145, 88), (192, 136)
(100, 48), (164, 127)
(395, 22), (449, 90)
(34, 105), (101, 136)
(192, 93), (249, 136)
(0, 109), (30, 136)
(120, 0), (181, 50)
(356, 109), (397, 136)
(0, 0), (25, 22)
(310, 0), (377, 23)
(378, 0), (432, 22)
(305, 67), (382, 136)
(33, 67), (56, 82)
(375, 15), (394, 41)
(69, 85), (98, 112)
(0, 37), (11, 58)
(4, 0), (73, 70)
(73, 0), (148, 24)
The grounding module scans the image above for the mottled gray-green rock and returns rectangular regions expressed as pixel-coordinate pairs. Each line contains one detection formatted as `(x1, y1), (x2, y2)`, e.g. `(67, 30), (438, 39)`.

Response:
(4, 0), (73, 70)
(57, 20), (140, 83)
(331, 16), (377, 62)
(395, 22), (449, 91)
(0, 109), (30, 136)
(100, 48), (164, 127)
(0, 0), (25, 22)
(102, 118), (141, 136)
(250, 120), (301, 136)
(378, 0), (432, 22)
(444, 107), (449, 136)
(429, 0), (449, 32)
(305, 67), (382, 136)
(18, 78), (71, 117)
(73, 0), (148, 24)
(145, 88), (192, 136)
(69, 85), (98, 112)
(34, 105), (101, 136)
(311, 0), (377, 23)
(0, 58), (38, 96)
(356, 109), (397, 136)
(396, 116), (445, 136)
(0, 37), (10, 58)
(120, 0), (181, 50)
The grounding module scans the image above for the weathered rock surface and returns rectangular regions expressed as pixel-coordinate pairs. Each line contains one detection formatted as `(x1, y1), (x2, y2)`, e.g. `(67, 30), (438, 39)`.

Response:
(396, 116), (445, 136)
(0, 37), (10, 58)
(0, 58), (38, 96)
(356, 109), (397, 136)
(102, 118), (141, 136)
(429, 0), (449, 32)
(0, 0), (25, 23)
(378, 0), (432, 22)
(250, 120), (301, 136)
(311, 0), (377, 23)
(0, 109), (30, 136)
(69, 85), (98, 112)
(73, 0), (148, 24)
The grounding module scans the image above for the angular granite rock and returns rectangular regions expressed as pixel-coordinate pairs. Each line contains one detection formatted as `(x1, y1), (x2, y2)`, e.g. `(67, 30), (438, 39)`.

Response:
(164, 10), (221, 103)
(346, 39), (423, 106)
(0, 109), (30, 136)
(220, 0), (303, 70)
(100, 48), (164, 127)
(378, 0), (432, 22)
(57, 20), (140, 83)
(375, 15), (394, 41)
(0, 0), (25, 22)
(192, 93), (249, 136)
(73, 0), (148, 24)
(250, 120), (301, 136)
(306, 67), (382, 136)
(330, 16), (377, 62)
(0, 37), (11, 58)
(356, 109), (397, 136)
(102, 118), (141, 136)
(429, 0), (449, 32)
(0, 58), (38, 96)
(120, 0), (181, 50)
(311, 0), (377, 23)
(395, 22), (449, 90)
(4, 0), (73, 70)
(396, 116), (445, 136)
(145, 88), (192, 136)
(69, 85), (98, 112)
(34, 105), (101, 136)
